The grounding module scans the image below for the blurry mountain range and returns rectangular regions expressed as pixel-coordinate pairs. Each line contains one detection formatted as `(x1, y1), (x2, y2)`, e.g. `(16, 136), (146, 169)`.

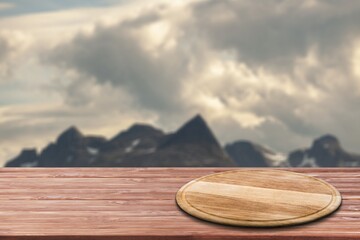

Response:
(4, 115), (360, 167)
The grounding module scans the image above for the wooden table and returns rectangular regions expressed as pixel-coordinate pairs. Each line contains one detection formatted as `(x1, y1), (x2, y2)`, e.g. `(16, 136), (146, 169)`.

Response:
(0, 168), (359, 240)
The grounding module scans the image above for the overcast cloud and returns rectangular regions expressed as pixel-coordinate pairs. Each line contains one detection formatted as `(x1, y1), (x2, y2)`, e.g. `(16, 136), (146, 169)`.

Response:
(1, 0), (360, 165)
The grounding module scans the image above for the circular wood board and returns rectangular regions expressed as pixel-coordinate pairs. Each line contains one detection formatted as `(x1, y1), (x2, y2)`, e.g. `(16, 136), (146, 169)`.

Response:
(176, 169), (342, 227)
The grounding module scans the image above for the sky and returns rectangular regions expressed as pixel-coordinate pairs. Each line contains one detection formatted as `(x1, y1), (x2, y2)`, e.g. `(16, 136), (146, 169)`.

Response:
(1, 0), (360, 166)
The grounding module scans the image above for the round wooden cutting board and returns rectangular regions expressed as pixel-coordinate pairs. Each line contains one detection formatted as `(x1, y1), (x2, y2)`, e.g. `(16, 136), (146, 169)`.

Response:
(176, 169), (341, 227)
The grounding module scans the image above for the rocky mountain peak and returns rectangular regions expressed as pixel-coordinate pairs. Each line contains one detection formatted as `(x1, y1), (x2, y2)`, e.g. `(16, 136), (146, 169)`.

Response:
(288, 134), (359, 167)
(56, 126), (83, 146)
(308, 134), (342, 167)
(5, 148), (38, 167)
(161, 114), (220, 148)
(128, 124), (162, 133)
(225, 141), (269, 167)
(112, 124), (164, 141)
(311, 134), (341, 153)
(19, 149), (38, 158)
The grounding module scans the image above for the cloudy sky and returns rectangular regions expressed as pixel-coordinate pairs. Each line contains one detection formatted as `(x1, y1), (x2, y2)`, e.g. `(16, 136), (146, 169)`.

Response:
(1, 0), (360, 166)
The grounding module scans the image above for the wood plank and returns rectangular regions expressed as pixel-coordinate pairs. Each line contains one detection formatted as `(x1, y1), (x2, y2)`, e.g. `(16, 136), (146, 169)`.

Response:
(0, 168), (358, 178)
(0, 168), (358, 240)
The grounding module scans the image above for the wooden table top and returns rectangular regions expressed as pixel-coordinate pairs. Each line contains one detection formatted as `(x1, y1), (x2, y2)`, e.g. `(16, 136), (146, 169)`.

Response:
(0, 168), (359, 240)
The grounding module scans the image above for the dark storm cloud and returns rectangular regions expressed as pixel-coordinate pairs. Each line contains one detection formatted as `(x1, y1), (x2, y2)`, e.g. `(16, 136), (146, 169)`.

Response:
(207, 0), (360, 77)
(44, 11), (191, 112)
(191, 0), (360, 73)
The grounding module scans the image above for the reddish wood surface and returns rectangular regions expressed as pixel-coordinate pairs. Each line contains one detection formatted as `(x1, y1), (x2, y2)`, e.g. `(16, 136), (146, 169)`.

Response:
(0, 168), (359, 240)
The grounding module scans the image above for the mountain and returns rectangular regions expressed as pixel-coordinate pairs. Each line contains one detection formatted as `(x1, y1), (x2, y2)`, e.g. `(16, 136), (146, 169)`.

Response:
(5, 149), (38, 167)
(93, 123), (167, 166)
(149, 114), (235, 167)
(225, 141), (287, 167)
(6, 127), (107, 167)
(160, 115), (220, 148)
(94, 115), (236, 167)
(104, 124), (165, 152)
(288, 134), (360, 167)
(38, 126), (107, 167)
(5, 115), (236, 167)
(39, 126), (87, 167)
(5, 116), (360, 168)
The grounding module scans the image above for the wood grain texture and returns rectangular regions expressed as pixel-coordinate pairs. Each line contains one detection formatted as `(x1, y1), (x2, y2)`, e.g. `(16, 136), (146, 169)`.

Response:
(0, 168), (359, 240)
(176, 170), (341, 227)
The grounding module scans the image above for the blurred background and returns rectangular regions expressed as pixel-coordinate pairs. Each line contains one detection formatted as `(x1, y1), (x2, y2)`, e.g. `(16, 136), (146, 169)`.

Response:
(1, 0), (360, 167)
